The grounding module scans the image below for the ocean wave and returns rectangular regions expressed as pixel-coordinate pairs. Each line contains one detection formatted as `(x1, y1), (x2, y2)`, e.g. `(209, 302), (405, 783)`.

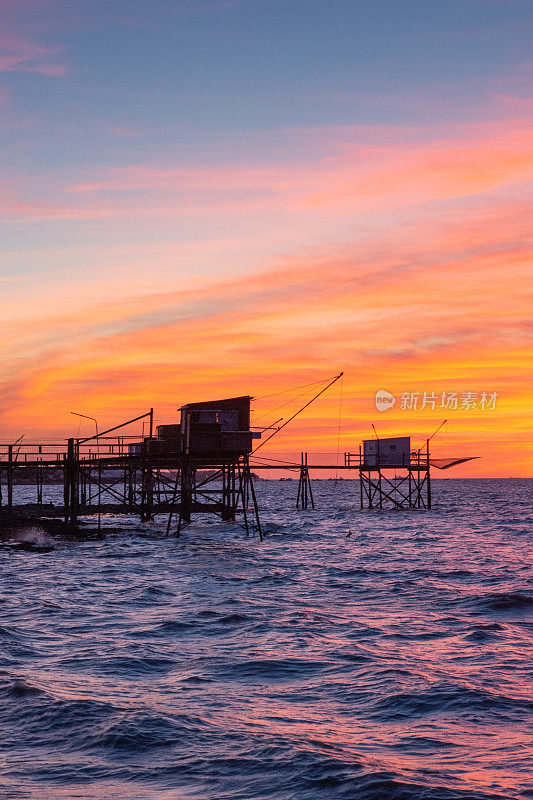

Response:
(1, 677), (46, 698)
(469, 592), (533, 614)
(82, 710), (212, 753)
(151, 618), (197, 634)
(0, 690), (117, 750)
(215, 657), (331, 682)
(368, 682), (531, 722)
(0, 478), (531, 800)
(348, 771), (510, 800)
(53, 653), (178, 677)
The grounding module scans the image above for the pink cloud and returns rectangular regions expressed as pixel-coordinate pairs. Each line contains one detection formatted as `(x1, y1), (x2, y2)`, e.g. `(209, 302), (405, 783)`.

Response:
(0, 32), (66, 76)
(62, 121), (532, 215)
(101, 123), (143, 138)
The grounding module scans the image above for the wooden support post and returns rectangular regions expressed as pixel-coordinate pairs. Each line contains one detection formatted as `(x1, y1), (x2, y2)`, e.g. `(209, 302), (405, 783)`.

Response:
(65, 438), (79, 527)
(243, 464), (249, 509)
(426, 439), (432, 509)
(297, 452), (314, 510)
(63, 452), (68, 523)
(306, 453), (314, 509)
(359, 445), (363, 509)
(302, 452), (308, 509)
(140, 439), (154, 522)
(222, 463), (228, 519)
(221, 462), (237, 521)
(128, 464), (135, 508)
(156, 470), (162, 506)
(238, 461), (250, 536)
(36, 461), (43, 505)
(148, 413), (154, 517)
(85, 463), (91, 507)
(165, 466), (181, 536)
(221, 463), (226, 517)
(296, 452), (305, 509)
(231, 463), (236, 517)
(97, 457), (102, 534)
(36, 446), (43, 505)
(222, 462), (234, 520)
(179, 458), (192, 526)
(7, 445), (13, 511)
(244, 456), (262, 541)
(143, 407), (154, 520)
(79, 463), (85, 507)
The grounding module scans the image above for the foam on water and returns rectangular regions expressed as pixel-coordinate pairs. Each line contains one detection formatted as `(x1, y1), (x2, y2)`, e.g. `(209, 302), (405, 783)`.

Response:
(0, 479), (531, 799)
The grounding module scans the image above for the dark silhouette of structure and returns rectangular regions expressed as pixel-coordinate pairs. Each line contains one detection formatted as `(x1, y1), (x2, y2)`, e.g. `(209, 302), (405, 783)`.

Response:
(0, 385), (479, 535)
(0, 398), (262, 538)
(165, 396), (262, 537)
(345, 436), (431, 509)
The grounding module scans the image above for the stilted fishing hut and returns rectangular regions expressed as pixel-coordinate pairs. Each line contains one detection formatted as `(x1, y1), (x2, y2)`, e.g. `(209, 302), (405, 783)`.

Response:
(350, 436), (432, 509)
(165, 396), (262, 537)
(0, 397), (263, 538)
(345, 428), (478, 510)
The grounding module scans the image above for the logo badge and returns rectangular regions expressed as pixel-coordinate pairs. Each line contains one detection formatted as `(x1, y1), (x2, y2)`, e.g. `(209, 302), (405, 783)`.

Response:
(375, 389), (395, 411)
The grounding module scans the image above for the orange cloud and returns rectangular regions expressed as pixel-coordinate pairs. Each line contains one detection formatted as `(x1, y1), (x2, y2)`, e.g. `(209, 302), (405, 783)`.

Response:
(1, 113), (531, 476)
(1, 197), (531, 476)
(304, 130), (533, 208)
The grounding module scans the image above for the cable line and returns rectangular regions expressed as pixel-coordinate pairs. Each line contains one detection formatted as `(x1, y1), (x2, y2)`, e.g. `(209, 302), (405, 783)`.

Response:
(253, 372), (344, 454)
(254, 376), (334, 401)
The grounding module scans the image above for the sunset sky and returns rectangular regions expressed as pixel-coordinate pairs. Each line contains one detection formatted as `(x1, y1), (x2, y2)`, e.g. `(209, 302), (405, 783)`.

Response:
(1, 0), (531, 476)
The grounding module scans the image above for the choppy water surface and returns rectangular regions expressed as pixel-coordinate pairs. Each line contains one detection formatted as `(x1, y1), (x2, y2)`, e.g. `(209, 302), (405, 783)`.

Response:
(1, 479), (532, 800)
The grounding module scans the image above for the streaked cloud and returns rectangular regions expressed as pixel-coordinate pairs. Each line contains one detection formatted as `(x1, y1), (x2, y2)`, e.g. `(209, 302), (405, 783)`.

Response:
(1, 162), (530, 477)
(0, 0), (531, 477)
(0, 32), (66, 76)
(1, 119), (530, 229)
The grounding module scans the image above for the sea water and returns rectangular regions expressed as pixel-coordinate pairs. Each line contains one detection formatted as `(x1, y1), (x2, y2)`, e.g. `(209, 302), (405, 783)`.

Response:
(0, 479), (531, 799)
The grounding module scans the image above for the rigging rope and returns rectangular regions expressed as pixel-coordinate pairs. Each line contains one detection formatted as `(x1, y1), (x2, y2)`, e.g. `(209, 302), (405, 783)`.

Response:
(251, 455), (299, 466)
(253, 382), (337, 423)
(254, 376), (334, 401)
(252, 373), (343, 454)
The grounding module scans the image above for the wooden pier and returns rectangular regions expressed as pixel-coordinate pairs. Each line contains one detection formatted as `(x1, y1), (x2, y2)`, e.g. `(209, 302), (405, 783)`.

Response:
(1, 390), (474, 536)
(0, 435), (436, 540)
